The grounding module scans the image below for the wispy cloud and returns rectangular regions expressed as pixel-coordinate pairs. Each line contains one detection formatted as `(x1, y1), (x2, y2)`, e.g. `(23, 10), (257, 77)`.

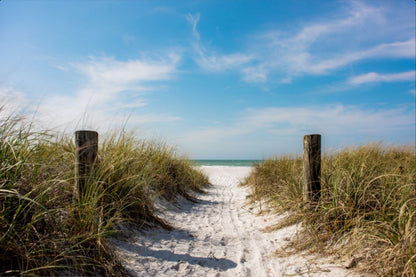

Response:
(67, 55), (179, 106)
(0, 87), (27, 117)
(211, 1), (415, 83)
(185, 2), (415, 83)
(300, 39), (415, 75)
(194, 49), (253, 72)
(245, 105), (414, 135)
(187, 13), (253, 72)
(14, 54), (183, 131)
(179, 104), (415, 156)
(349, 70), (415, 85)
(364, 39), (415, 58)
(242, 66), (268, 83)
(74, 55), (178, 88)
(186, 13), (200, 41)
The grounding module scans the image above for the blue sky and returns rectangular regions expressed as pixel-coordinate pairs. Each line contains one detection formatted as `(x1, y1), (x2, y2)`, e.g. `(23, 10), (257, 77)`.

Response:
(0, 0), (415, 159)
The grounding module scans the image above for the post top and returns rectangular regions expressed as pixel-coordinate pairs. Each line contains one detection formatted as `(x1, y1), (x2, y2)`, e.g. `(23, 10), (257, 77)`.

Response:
(75, 130), (98, 135)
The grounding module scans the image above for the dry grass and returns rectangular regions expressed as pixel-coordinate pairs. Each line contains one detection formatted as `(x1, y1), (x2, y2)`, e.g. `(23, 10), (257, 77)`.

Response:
(242, 144), (416, 276)
(0, 110), (208, 276)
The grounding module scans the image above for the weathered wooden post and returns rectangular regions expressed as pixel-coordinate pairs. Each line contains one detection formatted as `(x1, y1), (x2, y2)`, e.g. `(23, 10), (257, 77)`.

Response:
(303, 134), (321, 203)
(75, 130), (98, 202)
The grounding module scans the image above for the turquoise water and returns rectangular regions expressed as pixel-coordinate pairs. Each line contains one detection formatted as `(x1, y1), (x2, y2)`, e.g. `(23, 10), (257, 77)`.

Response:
(191, 160), (261, 167)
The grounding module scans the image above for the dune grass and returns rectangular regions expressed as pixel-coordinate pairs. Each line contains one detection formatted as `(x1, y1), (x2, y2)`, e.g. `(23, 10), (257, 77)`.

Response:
(0, 111), (209, 276)
(242, 144), (415, 276)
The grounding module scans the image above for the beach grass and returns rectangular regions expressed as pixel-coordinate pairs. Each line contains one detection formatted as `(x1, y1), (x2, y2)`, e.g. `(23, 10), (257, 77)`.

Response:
(0, 110), (209, 276)
(242, 144), (416, 276)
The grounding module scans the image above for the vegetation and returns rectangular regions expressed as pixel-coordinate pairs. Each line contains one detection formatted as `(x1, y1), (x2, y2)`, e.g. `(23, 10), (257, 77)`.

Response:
(242, 144), (416, 276)
(0, 111), (208, 276)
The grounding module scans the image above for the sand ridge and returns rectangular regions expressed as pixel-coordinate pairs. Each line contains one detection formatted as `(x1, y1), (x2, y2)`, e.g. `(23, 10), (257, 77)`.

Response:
(112, 166), (357, 276)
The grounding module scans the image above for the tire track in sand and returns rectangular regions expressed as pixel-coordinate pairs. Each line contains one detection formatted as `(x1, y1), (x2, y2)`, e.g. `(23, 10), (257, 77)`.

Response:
(112, 166), (359, 277)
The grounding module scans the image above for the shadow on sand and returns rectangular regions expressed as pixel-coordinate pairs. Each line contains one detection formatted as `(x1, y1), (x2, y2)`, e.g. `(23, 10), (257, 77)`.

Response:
(127, 244), (237, 271)
(176, 197), (220, 214)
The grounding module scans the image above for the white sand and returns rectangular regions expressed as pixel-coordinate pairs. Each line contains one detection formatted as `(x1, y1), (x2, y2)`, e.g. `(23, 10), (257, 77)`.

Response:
(112, 166), (358, 276)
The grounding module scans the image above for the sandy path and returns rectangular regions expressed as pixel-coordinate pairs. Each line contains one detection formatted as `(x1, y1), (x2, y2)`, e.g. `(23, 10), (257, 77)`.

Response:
(112, 166), (357, 277)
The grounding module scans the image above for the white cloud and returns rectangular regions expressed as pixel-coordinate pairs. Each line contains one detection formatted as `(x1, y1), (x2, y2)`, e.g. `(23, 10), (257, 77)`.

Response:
(242, 66), (268, 83)
(17, 55), (183, 132)
(0, 87), (27, 117)
(365, 39), (415, 58)
(306, 39), (416, 75)
(128, 113), (180, 125)
(349, 71), (415, 85)
(194, 47), (253, 72)
(73, 55), (178, 90)
(251, 36), (415, 82)
(245, 105), (414, 134)
(64, 55), (179, 111)
(186, 13), (200, 41)
(113, 99), (148, 109)
(238, 1), (415, 83)
(186, 2), (414, 83)
(178, 104), (415, 157)
(187, 13), (253, 72)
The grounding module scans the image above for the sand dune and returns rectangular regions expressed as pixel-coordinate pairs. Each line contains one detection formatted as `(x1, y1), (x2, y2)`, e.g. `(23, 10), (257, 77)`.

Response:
(112, 166), (357, 276)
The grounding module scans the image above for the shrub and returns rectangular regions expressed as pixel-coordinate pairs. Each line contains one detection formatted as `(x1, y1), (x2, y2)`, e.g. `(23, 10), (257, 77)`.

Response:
(242, 144), (416, 276)
(0, 111), (208, 276)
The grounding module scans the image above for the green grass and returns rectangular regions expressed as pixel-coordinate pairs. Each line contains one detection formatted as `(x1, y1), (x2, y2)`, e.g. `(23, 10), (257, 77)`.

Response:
(0, 111), (209, 276)
(242, 144), (415, 276)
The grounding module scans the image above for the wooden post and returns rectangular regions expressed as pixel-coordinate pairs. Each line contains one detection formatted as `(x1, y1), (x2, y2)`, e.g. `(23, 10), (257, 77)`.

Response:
(303, 134), (321, 203)
(75, 130), (98, 202)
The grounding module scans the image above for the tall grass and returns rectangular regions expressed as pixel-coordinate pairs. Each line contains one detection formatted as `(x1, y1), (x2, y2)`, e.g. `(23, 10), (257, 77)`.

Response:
(0, 111), (208, 276)
(242, 144), (415, 276)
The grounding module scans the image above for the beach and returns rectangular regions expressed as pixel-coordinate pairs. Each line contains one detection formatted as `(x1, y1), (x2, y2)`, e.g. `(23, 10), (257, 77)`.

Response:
(112, 166), (357, 276)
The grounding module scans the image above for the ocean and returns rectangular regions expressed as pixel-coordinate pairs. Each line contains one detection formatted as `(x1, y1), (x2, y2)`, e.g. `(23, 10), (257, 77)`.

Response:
(191, 160), (261, 167)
